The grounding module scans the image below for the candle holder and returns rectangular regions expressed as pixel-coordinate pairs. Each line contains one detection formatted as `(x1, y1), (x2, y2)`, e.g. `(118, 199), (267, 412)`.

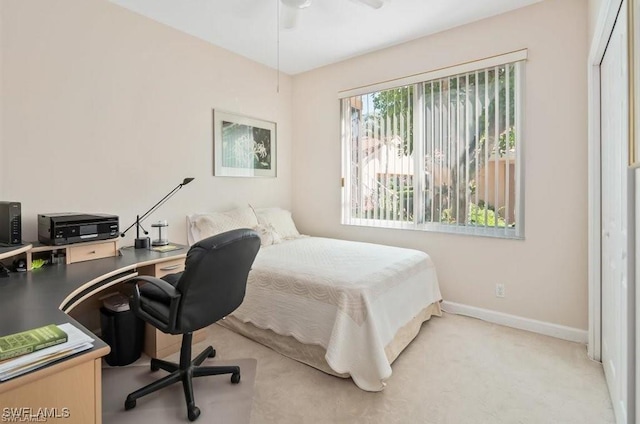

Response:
(151, 220), (169, 247)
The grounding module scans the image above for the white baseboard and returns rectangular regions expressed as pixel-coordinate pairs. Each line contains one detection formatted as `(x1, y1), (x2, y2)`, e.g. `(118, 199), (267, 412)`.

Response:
(441, 301), (588, 344)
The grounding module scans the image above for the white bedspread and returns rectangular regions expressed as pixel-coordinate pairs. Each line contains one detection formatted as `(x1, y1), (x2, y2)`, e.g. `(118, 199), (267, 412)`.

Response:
(231, 237), (442, 391)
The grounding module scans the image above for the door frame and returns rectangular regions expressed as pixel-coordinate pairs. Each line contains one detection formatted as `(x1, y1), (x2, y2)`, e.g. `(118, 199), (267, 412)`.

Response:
(589, 0), (625, 362)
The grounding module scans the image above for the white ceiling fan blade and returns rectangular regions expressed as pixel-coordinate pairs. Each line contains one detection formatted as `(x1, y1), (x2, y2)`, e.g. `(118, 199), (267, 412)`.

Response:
(356, 0), (384, 9)
(280, 4), (299, 29)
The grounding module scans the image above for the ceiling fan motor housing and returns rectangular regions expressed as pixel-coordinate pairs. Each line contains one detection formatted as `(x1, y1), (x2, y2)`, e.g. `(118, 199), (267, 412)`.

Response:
(281, 0), (312, 9)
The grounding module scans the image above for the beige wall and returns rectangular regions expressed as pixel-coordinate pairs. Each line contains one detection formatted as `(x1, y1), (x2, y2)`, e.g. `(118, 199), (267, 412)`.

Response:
(291, 0), (589, 329)
(0, 0), (292, 244)
(1, 0), (590, 330)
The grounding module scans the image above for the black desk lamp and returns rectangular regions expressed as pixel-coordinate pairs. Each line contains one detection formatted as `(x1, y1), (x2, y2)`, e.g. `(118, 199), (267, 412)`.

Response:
(120, 177), (195, 249)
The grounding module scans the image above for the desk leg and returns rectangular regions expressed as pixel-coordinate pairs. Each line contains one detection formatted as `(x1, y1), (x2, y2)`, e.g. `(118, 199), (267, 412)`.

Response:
(94, 359), (102, 424)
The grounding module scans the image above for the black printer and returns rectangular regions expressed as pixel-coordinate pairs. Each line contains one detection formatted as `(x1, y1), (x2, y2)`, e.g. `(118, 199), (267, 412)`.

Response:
(38, 213), (119, 246)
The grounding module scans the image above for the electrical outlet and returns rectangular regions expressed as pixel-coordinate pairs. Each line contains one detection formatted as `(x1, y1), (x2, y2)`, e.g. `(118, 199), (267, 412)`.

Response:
(495, 283), (505, 298)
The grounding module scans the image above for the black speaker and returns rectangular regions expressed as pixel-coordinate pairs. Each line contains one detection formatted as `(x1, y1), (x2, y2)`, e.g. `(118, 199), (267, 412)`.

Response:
(0, 202), (21, 245)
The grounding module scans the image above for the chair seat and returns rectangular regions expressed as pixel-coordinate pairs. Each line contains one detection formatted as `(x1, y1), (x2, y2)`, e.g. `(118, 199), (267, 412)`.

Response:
(139, 273), (180, 302)
(138, 273), (181, 330)
(139, 297), (171, 328)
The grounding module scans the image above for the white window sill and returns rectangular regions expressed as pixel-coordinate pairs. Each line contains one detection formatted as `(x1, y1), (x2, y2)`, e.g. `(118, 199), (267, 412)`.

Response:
(342, 219), (524, 240)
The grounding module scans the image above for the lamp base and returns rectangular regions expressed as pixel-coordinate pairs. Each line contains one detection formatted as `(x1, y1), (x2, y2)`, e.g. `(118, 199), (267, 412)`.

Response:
(134, 237), (150, 249)
(152, 239), (169, 247)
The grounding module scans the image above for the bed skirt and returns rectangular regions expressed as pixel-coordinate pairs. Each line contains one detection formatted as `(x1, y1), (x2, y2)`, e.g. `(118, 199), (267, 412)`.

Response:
(218, 301), (442, 379)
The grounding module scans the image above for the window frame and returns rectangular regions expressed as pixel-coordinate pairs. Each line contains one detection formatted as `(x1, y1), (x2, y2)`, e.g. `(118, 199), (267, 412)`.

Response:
(340, 51), (526, 239)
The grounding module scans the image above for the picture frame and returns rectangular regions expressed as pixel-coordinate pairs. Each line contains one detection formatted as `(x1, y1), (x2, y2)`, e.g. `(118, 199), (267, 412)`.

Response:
(213, 110), (277, 177)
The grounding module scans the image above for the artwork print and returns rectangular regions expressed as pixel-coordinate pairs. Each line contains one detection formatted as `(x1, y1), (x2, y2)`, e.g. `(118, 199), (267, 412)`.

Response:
(213, 110), (277, 177)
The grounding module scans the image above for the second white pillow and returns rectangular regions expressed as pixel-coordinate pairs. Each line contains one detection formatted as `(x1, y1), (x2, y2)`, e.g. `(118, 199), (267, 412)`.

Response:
(254, 208), (300, 239)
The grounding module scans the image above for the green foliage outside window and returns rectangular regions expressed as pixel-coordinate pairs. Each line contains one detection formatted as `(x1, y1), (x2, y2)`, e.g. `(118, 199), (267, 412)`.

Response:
(350, 63), (519, 231)
(466, 202), (506, 227)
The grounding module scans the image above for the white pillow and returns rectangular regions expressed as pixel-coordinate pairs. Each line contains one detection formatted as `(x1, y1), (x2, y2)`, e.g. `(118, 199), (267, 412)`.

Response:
(193, 207), (259, 241)
(253, 208), (300, 239)
(252, 223), (282, 247)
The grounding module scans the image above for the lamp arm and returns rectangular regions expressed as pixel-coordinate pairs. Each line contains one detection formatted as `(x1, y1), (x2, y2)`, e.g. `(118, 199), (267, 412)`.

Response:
(137, 184), (182, 224)
(120, 183), (183, 237)
(120, 217), (141, 238)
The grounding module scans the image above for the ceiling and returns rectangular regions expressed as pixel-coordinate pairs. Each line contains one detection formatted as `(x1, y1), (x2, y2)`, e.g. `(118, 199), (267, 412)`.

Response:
(109, 0), (543, 75)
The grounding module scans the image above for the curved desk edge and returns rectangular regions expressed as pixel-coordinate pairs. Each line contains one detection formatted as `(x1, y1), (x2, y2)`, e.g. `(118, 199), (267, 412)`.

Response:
(57, 250), (188, 312)
(61, 271), (139, 313)
(0, 244), (32, 261)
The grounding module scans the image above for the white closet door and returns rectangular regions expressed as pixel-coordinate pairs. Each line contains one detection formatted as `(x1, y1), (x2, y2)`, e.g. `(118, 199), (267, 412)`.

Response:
(601, 3), (631, 423)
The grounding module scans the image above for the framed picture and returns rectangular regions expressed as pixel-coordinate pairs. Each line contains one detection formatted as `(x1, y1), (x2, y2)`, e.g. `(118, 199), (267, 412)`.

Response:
(213, 110), (277, 177)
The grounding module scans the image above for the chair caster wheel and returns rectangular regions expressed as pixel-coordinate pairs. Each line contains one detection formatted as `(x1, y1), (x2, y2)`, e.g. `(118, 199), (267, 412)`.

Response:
(188, 406), (201, 421)
(124, 399), (136, 410)
(231, 372), (241, 384)
(208, 348), (216, 358)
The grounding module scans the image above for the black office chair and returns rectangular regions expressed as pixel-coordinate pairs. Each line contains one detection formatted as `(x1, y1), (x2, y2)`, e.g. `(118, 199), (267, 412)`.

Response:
(124, 228), (261, 421)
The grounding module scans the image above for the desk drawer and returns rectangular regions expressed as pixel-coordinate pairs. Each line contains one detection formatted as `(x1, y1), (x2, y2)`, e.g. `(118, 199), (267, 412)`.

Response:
(67, 241), (117, 264)
(154, 258), (185, 278)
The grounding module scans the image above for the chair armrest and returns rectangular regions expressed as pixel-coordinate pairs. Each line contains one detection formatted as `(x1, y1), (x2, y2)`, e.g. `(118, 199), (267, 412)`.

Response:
(128, 275), (179, 297)
(127, 275), (181, 332)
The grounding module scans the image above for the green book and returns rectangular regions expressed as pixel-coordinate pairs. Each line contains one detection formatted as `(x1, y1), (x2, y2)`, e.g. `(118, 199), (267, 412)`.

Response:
(0, 324), (68, 362)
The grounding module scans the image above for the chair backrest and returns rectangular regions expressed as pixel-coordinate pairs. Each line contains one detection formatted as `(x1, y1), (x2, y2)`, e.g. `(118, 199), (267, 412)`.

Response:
(174, 228), (260, 333)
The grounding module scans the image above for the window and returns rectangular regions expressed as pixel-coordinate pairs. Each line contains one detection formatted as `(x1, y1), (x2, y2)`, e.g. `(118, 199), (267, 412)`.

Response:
(341, 51), (525, 238)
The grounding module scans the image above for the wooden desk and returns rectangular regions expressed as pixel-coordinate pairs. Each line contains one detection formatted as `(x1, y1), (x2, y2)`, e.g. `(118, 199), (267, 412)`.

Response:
(0, 243), (32, 261)
(0, 243), (188, 424)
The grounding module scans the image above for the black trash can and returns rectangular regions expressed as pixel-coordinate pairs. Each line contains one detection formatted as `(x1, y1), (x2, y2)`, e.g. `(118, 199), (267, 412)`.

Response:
(100, 293), (144, 366)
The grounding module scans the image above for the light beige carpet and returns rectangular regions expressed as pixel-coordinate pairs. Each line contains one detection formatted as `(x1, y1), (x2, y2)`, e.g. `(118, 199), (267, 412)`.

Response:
(102, 357), (256, 424)
(101, 313), (615, 423)
(204, 312), (615, 424)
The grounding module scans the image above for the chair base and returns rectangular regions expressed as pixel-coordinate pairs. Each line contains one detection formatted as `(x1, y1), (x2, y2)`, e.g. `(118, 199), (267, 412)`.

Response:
(124, 332), (240, 422)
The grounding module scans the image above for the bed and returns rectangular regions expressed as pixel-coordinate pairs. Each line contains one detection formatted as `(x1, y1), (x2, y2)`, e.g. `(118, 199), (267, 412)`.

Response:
(187, 208), (442, 391)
